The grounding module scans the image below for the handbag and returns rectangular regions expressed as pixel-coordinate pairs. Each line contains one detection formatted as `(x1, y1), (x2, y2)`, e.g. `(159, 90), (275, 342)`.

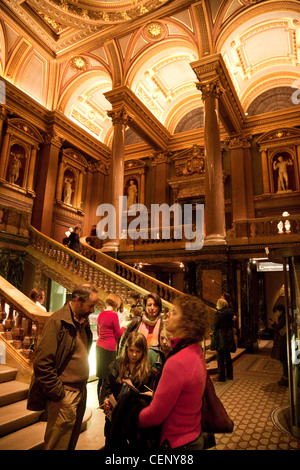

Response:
(201, 371), (234, 434)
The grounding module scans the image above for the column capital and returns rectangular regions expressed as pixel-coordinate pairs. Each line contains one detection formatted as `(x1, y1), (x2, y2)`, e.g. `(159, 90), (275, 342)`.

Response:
(151, 150), (171, 166)
(44, 132), (63, 148)
(107, 107), (131, 126)
(196, 77), (226, 100)
(228, 134), (252, 149)
(191, 53), (244, 134)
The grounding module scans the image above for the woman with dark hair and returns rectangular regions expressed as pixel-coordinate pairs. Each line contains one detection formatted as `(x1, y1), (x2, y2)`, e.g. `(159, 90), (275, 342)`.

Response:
(119, 292), (162, 353)
(138, 295), (209, 450)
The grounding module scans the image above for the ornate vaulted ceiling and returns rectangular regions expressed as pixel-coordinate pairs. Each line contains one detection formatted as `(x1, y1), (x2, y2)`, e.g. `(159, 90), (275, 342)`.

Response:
(1, 0), (300, 147)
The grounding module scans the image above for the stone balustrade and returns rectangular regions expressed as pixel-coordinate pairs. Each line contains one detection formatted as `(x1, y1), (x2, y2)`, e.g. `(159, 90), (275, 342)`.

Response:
(0, 276), (50, 364)
(28, 226), (177, 309)
(228, 214), (300, 243)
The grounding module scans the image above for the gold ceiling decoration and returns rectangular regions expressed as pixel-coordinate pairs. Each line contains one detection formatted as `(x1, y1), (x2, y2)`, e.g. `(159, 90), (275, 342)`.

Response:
(46, 0), (169, 23)
(37, 11), (66, 34)
(70, 56), (89, 71)
(143, 21), (166, 41)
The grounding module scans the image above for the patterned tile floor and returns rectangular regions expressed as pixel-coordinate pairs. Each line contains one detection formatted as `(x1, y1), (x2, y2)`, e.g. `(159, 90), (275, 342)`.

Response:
(210, 342), (300, 450)
(78, 341), (300, 451)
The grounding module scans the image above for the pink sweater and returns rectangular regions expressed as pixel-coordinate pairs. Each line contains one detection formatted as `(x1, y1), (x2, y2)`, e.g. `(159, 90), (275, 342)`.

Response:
(96, 310), (125, 351)
(138, 339), (207, 448)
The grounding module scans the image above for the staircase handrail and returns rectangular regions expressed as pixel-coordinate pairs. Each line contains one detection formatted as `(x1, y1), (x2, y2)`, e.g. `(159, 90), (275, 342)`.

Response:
(0, 276), (51, 363)
(28, 225), (179, 309)
(80, 236), (184, 304)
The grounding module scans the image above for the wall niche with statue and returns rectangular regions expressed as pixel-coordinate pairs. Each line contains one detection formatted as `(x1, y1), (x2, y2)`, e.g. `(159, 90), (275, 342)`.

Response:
(55, 148), (88, 211)
(257, 128), (300, 195)
(0, 118), (43, 194)
(272, 150), (296, 193)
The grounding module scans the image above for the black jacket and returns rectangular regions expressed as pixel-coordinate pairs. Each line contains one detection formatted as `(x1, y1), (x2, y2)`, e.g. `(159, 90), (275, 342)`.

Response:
(106, 392), (160, 451)
(271, 313), (287, 361)
(210, 307), (236, 353)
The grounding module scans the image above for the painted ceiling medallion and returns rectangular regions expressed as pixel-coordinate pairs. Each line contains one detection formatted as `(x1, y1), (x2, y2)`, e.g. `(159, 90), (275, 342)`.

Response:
(70, 56), (88, 71)
(46, 0), (169, 23)
(144, 21), (166, 41)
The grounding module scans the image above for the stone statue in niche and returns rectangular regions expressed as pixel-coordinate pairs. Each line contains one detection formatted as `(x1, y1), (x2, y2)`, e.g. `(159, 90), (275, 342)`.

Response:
(126, 179), (138, 210)
(63, 176), (74, 205)
(9, 152), (22, 184)
(272, 153), (294, 192)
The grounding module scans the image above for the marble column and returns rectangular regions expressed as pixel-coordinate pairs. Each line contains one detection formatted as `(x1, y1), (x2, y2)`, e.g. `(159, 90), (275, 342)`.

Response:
(31, 132), (62, 236)
(151, 151), (170, 205)
(27, 146), (38, 191)
(229, 135), (254, 224)
(260, 148), (271, 194)
(76, 171), (84, 209)
(0, 106), (7, 148)
(102, 107), (130, 252)
(0, 131), (10, 180)
(197, 78), (226, 245)
(55, 161), (65, 202)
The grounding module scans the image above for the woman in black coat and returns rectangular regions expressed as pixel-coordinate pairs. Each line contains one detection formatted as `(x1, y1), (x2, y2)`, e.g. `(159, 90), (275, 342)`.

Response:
(211, 298), (236, 382)
(270, 304), (288, 386)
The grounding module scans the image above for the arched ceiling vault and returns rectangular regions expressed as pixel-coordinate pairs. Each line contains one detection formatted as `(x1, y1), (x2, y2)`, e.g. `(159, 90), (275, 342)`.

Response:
(1, 0), (300, 146)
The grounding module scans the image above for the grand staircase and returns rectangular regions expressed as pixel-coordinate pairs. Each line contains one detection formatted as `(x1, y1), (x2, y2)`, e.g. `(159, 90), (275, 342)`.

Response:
(0, 223), (216, 450)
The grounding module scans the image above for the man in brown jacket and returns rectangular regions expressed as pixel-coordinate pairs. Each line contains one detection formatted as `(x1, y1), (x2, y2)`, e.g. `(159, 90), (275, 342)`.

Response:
(27, 284), (99, 450)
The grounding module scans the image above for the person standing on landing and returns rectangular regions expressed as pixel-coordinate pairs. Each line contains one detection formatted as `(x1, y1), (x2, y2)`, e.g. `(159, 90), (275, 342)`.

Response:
(270, 304), (288, 386)
(27, 284), (99, 450)
(210, 298), (236, 382)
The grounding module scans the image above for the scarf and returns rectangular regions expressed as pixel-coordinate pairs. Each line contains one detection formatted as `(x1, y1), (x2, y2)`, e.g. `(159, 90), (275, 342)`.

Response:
(138, 314), (161, 349)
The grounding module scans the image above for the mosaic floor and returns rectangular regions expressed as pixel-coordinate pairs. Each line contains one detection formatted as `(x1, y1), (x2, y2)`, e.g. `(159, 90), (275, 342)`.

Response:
(210, 343), (300, 450)
(78, 341), (300, 451)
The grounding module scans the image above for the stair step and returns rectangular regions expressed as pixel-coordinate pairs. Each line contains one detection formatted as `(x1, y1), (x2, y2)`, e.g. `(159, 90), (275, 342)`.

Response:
(0, 380), (29, 406)
(0, 399), (43, 437)
(0, 365), (18, 383)
(0, 421), (47, 450)
(0, 407), (92, 450)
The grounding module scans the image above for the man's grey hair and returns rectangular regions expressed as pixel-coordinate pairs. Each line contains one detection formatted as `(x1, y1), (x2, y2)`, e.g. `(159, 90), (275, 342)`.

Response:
(72, 284), (98, 302)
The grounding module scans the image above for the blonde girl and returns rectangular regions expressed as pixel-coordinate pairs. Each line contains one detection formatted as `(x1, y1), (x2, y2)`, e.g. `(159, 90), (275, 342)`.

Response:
(102, 332), (154, 448)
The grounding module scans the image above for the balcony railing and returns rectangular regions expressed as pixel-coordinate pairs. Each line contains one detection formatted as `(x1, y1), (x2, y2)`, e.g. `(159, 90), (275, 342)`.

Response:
(229, 214), (300, 243)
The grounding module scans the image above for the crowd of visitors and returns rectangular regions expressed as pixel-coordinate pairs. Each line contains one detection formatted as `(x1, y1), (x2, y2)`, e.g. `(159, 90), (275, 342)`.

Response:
(26, 284), (245, 451)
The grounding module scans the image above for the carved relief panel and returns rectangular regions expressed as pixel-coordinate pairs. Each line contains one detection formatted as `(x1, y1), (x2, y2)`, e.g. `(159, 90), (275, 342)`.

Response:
(167, 144), (205, 202)
(257, 128), (300, 194)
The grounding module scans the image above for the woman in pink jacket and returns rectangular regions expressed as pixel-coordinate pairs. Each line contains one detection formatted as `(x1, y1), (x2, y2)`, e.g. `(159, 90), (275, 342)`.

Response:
(96, 293), (126, 405)
(138, 295), (209, 450)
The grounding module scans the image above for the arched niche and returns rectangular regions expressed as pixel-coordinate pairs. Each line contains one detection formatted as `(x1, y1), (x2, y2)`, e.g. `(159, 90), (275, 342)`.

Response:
(56, 148), (88, 210)
(0, 118), (43, 193)
(124, 159), (146, 206)
(257, 128), (300, 194)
